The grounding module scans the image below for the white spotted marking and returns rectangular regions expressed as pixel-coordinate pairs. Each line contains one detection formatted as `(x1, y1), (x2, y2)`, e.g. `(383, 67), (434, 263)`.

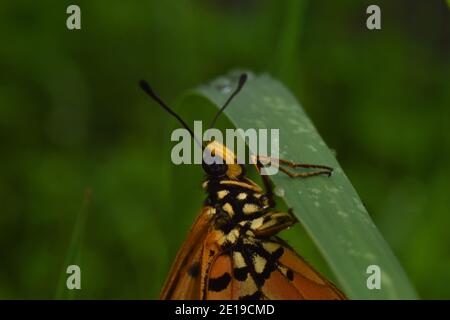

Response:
(249, 217), (264, 230)
(236, 192), (248, 200)
(233, 251), (246, 268)
(253, 255), (267, 274)
(222, 203), (234, 216)
(217, 190), (229, 199)
(243, 203), (260, 215)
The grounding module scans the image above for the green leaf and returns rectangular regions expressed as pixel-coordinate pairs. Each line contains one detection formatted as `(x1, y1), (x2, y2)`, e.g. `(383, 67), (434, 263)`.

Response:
(183, 71), (418, 299)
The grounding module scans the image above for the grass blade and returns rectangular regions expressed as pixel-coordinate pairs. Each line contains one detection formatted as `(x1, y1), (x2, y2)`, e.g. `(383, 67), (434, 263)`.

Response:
(55, 188), (91, 299)
(185, 71), (417, 299)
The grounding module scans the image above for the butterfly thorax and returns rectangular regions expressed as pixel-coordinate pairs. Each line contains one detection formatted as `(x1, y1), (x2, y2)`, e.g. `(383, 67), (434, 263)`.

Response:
(201, 176), (272, 245)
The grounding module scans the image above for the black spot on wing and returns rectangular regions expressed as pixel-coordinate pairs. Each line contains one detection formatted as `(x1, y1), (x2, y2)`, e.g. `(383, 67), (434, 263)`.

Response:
(233, 266), (249, 281)
(286, 269), (294, 281)
(208, 272), (232, 292)
(187, 262), (200, 278)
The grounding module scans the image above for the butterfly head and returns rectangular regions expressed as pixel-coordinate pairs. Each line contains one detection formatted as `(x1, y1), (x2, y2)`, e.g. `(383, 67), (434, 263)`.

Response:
(139, 73), (247, 180)
(202, 140), (244, 179)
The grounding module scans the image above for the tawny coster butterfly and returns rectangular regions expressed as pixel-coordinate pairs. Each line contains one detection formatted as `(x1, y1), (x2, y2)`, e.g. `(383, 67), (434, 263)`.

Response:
(139, 74), (346, 300)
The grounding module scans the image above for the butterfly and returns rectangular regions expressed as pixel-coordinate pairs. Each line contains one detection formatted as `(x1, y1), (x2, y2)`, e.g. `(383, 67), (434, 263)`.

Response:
(139, 74), (347, 300)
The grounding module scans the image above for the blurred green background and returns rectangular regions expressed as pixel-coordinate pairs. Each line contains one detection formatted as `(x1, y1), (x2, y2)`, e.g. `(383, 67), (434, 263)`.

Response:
(0, 0), (449, 299)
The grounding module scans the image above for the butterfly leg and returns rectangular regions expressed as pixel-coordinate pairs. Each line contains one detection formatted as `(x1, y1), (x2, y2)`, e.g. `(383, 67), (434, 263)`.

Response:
(250, 211), (297, 237)
(256, 155), (333, 178)
(251, 155), (276, 208)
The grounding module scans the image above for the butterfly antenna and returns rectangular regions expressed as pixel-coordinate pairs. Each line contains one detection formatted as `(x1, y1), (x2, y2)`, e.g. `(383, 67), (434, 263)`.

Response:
(139, 80), (203, 148)
(208, 73), (247, 129)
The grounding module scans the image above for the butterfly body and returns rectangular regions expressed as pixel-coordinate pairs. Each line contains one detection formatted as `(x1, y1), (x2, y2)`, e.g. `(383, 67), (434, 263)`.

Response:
(160, 142), (346, 300)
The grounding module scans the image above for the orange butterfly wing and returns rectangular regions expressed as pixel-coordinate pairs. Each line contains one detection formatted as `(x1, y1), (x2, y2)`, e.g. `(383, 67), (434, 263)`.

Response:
(203, 237), (346, 300)
(161, 210), (346, 300)
(261, 238), (346, 300)
(204, 252), (263, 300)
(159, 207), (213, 299)
(204, 253), (233, 299)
